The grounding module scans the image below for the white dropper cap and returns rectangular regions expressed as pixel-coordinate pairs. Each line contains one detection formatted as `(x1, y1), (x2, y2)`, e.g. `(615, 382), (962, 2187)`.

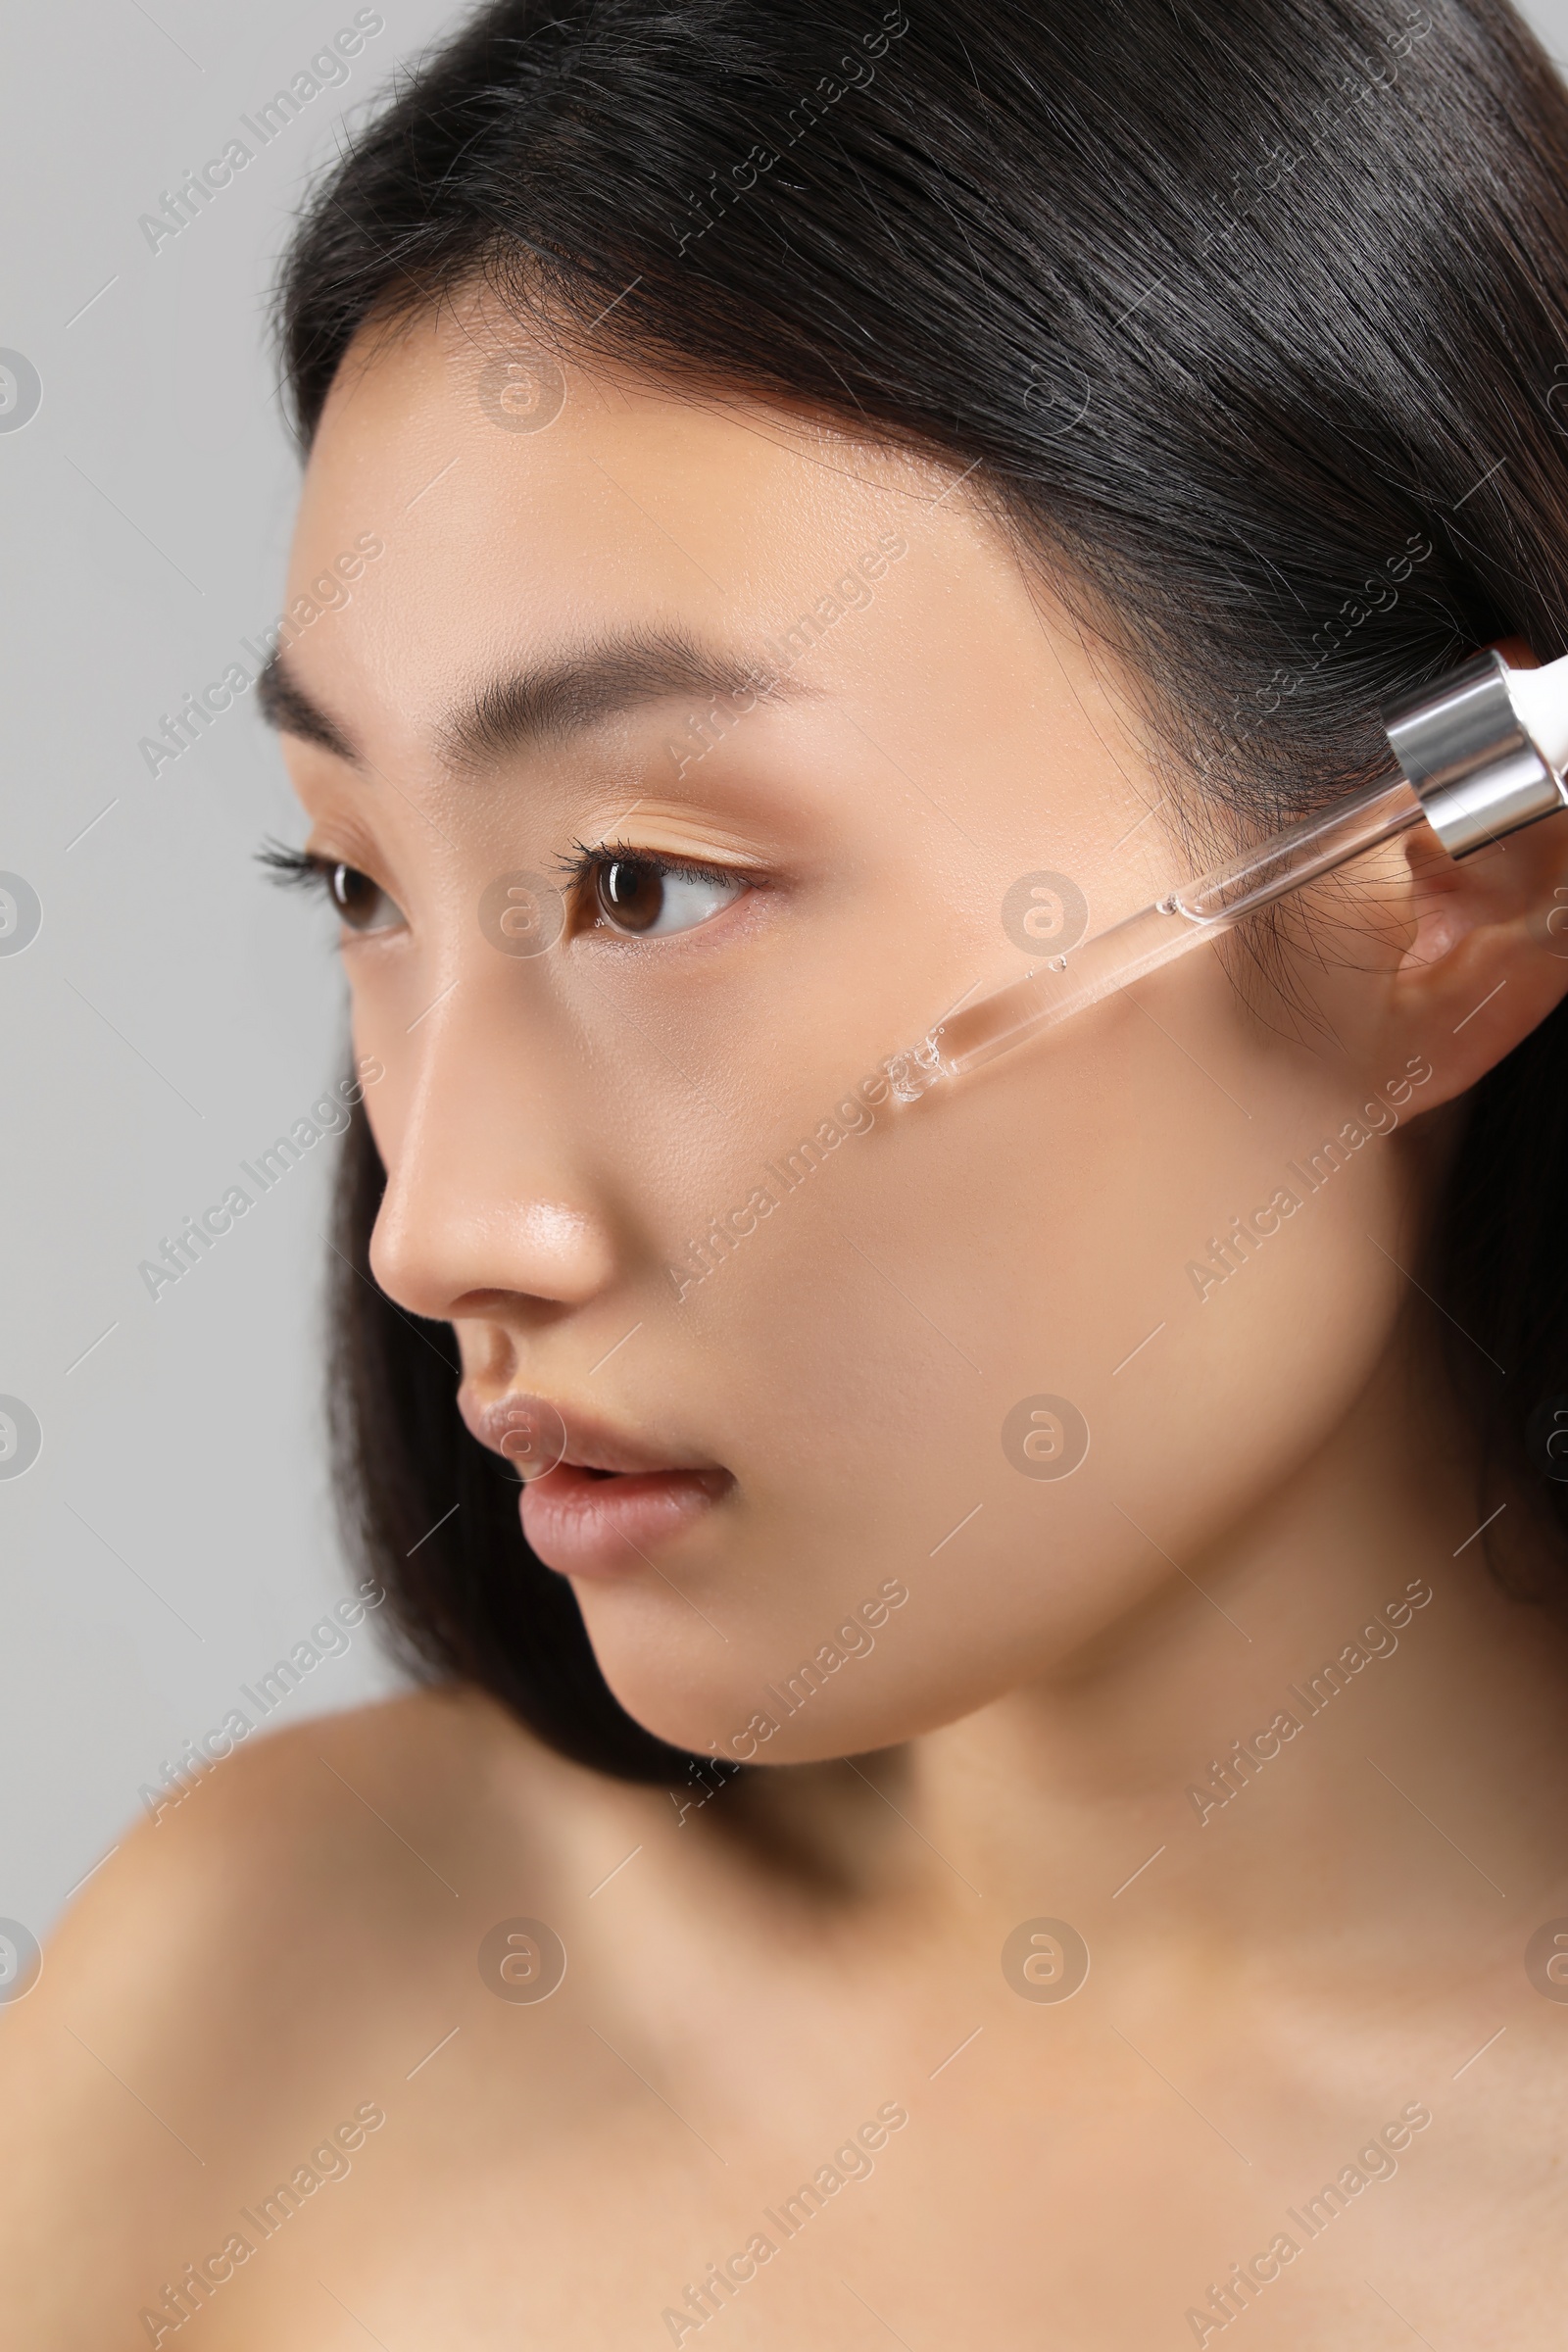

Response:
(1504, 649), (1568, 777)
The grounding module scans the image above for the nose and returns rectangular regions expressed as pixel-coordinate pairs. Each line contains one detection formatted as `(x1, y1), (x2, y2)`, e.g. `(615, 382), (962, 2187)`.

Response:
(367, 983), (618, 1328)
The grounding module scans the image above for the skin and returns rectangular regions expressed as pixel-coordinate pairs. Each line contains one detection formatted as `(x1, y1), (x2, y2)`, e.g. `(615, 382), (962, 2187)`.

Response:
(7, 295), (1568, 2348)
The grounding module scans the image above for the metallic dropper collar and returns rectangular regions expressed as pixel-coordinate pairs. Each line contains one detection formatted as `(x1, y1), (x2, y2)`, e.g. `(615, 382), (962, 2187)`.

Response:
(1382, 649), (1568, 859)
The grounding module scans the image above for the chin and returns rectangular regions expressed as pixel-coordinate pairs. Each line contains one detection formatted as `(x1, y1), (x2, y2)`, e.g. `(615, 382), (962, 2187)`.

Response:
(586, 1613), (996, 1769)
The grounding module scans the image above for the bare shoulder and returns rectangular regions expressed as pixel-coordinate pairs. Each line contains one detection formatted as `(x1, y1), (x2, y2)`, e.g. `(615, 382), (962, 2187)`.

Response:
(15, 1684), (555, 2007)
(0, 1685), (614, 2346)
(0, 1684), (594, 2073)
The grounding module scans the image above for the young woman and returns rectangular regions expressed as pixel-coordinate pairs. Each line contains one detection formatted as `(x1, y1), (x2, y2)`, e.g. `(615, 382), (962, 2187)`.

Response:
(9, 0), (1568, 2342)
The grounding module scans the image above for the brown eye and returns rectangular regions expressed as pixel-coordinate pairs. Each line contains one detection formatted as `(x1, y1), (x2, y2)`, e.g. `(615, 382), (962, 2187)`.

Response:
(330, 861), (397, 932)
(591, 856), (749, 938)
(596, 858), (663, 933)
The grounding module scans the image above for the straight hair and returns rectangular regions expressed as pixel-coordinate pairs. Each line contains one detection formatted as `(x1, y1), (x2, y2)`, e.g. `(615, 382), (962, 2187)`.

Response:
(279, 0), (1568, 1775)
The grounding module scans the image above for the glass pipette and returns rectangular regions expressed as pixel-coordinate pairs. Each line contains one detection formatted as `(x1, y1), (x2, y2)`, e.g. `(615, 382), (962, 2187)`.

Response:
(887, 647), (1568, 1098)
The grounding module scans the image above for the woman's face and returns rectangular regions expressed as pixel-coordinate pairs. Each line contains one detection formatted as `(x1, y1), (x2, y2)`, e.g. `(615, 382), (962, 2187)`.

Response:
(276, 301), (1430, 1764)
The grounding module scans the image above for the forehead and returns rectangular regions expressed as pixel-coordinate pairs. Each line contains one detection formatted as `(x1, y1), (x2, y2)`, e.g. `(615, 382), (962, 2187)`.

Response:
(279, 298), (1126, 843)
(290, 303), (943, 665)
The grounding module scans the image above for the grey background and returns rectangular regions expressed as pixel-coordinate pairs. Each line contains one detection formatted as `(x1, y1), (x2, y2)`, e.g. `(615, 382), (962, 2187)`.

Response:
(4, 0), (1568, 1939)
(1, 0), (456, 1941)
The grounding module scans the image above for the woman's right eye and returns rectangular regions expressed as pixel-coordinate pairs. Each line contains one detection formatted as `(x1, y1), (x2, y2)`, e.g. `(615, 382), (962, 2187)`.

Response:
(262, 845), (406, 934)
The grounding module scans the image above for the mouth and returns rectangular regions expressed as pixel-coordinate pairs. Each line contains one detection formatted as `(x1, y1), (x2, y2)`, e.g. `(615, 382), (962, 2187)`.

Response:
(459, 1388), (732, 1577)
(518, 1460), (732, 1575)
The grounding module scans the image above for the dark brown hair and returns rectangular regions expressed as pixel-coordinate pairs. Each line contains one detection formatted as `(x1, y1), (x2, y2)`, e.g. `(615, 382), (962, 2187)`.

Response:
(279, 0), (1568, 1775)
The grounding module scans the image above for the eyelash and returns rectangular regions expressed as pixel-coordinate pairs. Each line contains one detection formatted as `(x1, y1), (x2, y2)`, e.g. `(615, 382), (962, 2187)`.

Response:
(259, 843), (337, 891)
(258, 843), (397, 932)
(257, 839), (756, 930)
(554, 837), (743, 896)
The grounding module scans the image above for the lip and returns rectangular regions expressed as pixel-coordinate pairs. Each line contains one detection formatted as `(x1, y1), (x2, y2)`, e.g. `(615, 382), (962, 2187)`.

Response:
(460, 1387), (700, 1475)
(458, 1386), (732, 1576)
(518, 1461), (732, 1576)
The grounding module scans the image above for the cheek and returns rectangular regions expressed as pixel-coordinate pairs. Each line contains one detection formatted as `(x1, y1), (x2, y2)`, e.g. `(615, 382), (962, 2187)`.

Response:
(605, 956), (1408, 1755)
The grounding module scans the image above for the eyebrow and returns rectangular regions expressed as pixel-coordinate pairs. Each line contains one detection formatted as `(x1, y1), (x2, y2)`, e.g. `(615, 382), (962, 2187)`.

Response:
(255, 623), (805, 773)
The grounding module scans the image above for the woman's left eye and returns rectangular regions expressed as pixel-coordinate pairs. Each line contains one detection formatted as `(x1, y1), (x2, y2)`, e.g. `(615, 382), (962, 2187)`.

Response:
(589, 856), (750, 938)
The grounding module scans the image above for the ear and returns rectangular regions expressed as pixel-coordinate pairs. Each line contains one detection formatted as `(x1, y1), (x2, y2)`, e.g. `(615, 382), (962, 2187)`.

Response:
(1270, 642), (1568, 1106)
(1381, 798), (1568, 1113)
